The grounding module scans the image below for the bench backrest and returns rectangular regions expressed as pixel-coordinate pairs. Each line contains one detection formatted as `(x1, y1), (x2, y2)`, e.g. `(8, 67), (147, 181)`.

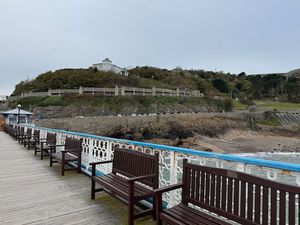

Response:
(46, 132), (56, 144)
(112, 148), (159, 189)
(19, 126), (24, 134)
(33, 129), (40, 139)
(182, 159), (300, 225)
(26, 128), (32, 136)
(65, 137), (82, 156)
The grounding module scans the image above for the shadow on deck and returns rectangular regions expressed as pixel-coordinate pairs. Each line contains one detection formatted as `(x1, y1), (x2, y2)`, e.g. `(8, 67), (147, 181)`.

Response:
(0, 132), (155, 225)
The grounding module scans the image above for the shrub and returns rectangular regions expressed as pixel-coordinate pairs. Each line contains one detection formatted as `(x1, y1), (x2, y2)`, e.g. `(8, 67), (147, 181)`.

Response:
(223, 97), (233, 112)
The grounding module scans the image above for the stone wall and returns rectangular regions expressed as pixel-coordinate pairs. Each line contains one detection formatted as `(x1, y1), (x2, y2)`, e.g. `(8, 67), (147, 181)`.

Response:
(35, 112), (264, 137)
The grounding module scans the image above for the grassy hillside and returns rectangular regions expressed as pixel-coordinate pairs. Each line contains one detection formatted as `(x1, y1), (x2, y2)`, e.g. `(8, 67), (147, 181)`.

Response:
(253, 100), (300, 110)
(9, 95), (236, 117)
(12, 66), (300, 103)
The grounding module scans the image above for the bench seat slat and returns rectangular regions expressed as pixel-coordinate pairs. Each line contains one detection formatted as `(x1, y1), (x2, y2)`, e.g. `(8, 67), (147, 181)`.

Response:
(93, 173), (153, 200)
(161, 203), (231, 225)
(35, 143), (52, 150)
(99, 173), (151, 197)
(50, 152), (78, 162)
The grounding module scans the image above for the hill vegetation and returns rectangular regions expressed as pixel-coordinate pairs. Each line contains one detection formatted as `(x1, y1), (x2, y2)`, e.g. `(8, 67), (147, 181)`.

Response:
(12, 66), (300, 103)
(10, 95), (235, 117)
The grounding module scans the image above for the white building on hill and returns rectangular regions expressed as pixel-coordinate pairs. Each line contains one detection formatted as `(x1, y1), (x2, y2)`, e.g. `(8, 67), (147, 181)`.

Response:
(93, 58), (128, 76)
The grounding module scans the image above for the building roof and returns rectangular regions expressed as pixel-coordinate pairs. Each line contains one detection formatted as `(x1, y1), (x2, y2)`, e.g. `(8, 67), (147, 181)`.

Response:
(103, 57), (112, 62)
(1, 108), (33, 116)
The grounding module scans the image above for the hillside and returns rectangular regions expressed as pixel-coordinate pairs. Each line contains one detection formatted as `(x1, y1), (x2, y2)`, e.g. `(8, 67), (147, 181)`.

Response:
(10, 95), (235, 118)
(12, 66), (300, 103)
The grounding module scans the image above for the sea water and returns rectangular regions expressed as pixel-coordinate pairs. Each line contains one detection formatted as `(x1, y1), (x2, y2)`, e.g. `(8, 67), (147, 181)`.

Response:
(237, 152), (300, 164)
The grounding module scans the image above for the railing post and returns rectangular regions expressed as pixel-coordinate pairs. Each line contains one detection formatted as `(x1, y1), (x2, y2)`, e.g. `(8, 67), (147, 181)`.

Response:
(86, 138), (95, 172)
(176, 88), (180, 97)
(106, 141), (113, 173)
(115, 86), (119, 96)
(121, 87), (125, 96)
(79, 86), (83, 95)
(152, 87), (156, 96)
(48, 89), (52, 96)
(168, 151), (178, 207)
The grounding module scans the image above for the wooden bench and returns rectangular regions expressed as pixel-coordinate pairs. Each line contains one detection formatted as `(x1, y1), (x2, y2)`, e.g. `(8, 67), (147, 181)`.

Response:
(154, 159), (300, 225)
(10, 125), (18, 138)
(3, 124), (11, 134)
(7, 124), (15, 137)
(20, 128), (32, 145)
(90, 148), (159, 225)
(15, 126), (25, 142)
(49, 137), (82, 176)
(24, 129), (40, 150)
(35, 132), (56, 160)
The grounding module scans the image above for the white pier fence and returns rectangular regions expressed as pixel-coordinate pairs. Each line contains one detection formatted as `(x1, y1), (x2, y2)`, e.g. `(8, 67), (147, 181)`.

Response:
(20, 124), (300, 209)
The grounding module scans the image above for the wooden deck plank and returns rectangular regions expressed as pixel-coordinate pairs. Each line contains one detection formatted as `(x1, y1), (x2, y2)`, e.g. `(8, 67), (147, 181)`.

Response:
(0, 132), (154, 225)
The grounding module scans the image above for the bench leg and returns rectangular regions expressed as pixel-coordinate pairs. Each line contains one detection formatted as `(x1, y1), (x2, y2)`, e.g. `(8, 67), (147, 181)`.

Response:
(61, 163), (65, 176)
(91, 179), (95, 199)
(128, 200), (134, 225)
(77, 159), (81, 173)
(34, 147), (37, 155)
(50, 155), (53, 167)
(128, 183), (135, 225)
(40, 149), (44, 160)
(152, 197), (156, 220)
(155, 194), (163, 225)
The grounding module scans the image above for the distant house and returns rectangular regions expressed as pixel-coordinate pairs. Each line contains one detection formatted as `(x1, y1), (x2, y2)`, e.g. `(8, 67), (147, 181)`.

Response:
(1, 108), (33, 124)
(93, 58), (128, 76)
(173, 66), (183, 71)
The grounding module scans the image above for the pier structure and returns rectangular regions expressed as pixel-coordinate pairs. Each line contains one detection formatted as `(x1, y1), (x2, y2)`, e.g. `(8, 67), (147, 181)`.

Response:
(2, 124), (300, 224)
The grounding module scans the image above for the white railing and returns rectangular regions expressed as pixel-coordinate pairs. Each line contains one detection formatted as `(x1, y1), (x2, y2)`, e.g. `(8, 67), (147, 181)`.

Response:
(20, 124), (300, 208)
(9, 86), (204, 101)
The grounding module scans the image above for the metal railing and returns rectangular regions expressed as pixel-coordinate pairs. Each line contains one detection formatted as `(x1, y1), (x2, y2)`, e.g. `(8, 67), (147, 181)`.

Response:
(20, 124), (300, 208)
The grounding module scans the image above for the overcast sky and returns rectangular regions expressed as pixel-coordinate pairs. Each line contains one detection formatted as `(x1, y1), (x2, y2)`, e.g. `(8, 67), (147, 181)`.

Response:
(0, 0), (299, 95)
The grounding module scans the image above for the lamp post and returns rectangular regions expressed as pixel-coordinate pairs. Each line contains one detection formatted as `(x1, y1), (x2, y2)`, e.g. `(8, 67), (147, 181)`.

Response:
(17, 104), (21, 124)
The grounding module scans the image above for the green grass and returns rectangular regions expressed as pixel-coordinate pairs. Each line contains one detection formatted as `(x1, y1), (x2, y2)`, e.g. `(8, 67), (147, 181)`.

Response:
(233, 100), (247, 110)
(254, 100), (300, 110)
(11, 96), (208, 114)
(257, 118), (282, 126)
(10, 96), (65, 108)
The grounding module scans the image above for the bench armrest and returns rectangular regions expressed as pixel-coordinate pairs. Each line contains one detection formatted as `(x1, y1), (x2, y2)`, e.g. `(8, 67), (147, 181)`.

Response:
(89, 160), (114, 166)
(61, 149), (81, 153)
(90, 160), (114, 176)
(43, 142), (56, 145)
(127, 173), (157, 183)
(39, 140), (51, 144)
(153, 183), (183, 195)
(52, 144), (65, 147)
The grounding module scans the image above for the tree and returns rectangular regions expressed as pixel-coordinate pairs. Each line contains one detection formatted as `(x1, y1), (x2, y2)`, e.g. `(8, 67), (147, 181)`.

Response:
(212, 79), (229, 93)
(286, 77), (300, 102)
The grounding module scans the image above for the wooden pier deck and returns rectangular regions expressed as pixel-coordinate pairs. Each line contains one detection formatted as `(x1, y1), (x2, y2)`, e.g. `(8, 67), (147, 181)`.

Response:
(0, 132), (155, 225)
